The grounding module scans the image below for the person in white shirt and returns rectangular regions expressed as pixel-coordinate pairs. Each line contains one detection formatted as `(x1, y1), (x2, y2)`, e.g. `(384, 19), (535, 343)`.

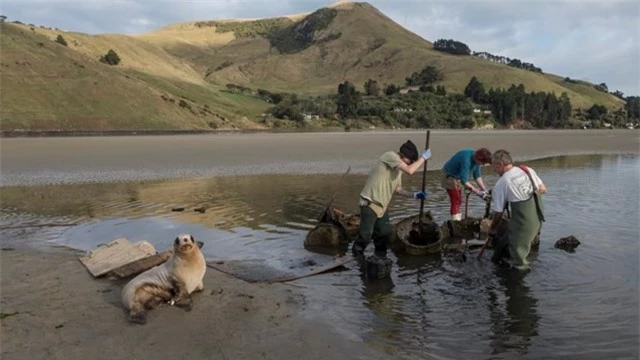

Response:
(488, 149), (546, 270)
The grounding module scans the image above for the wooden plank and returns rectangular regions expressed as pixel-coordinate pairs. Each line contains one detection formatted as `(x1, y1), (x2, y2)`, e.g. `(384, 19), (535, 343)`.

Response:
(107, 249), (173, 279)
(206, 254), (355, 284)
(268, 256), (354, 283)
(78, 238), (149, 277)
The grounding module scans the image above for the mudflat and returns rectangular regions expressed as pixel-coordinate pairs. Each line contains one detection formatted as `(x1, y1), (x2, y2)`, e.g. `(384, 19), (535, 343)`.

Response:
(1, 129), (638, 185)
(0, 247), (383, 360)
(1, 129), (638, 359)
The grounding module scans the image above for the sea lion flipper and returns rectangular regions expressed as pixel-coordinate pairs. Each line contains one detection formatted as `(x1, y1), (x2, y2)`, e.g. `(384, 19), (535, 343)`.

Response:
(170, 276), (193, 311)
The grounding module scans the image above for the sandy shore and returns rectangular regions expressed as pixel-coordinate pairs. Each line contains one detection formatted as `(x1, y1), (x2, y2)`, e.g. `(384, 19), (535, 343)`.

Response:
(1, 129), (638, 359)
(0, 246), (383, 360)
(1, 129), (638, 185)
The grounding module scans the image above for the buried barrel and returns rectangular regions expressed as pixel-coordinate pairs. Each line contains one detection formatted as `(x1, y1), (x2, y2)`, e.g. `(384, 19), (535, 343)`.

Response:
(390, 211), (443, 255)
(304, 207), (360, 248)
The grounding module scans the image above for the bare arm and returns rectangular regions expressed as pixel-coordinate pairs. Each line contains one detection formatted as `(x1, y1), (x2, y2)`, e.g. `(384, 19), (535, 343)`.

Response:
(537, 182), (547, 195)
(463, 180), (482, 194)
(475, 177), (487, 192)
(397, 157), (426, 175)
(488, 211), (504, 233)
(394, 186), (415, 198)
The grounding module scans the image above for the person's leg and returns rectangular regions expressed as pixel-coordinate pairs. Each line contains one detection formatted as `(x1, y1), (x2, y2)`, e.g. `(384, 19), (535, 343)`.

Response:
(372, 212), (391, 257)
(352, 205), (377, 255)
(447, 188), (462, 220)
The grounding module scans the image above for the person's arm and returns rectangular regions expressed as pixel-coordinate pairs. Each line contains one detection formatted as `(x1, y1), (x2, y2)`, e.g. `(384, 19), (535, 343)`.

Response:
(394, 186), (414, 198)
(463, 180), (482, 195)
(488, 211), (504, 233)
(475, 177), (487, 193)
(398, 148), (432, 175)
(398, 157), (425, 175)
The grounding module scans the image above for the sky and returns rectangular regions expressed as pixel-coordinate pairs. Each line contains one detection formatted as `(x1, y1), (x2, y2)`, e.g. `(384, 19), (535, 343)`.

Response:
(2, 0), (639, 96)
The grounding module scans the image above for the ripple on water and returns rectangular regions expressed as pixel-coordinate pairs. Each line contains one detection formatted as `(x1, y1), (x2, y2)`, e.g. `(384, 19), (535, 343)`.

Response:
(1, 154), (638, 359)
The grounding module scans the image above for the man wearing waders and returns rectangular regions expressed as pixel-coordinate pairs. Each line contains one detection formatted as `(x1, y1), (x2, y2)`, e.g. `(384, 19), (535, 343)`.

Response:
(352, 140), (432, 258)
(488, 149), (546, 270)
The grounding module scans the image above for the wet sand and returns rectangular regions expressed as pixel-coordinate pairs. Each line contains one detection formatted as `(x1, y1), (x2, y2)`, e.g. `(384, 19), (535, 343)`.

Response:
(1, 129), (638, 359)
(0, 247), (383, 360)
(1, 129), (638, 185)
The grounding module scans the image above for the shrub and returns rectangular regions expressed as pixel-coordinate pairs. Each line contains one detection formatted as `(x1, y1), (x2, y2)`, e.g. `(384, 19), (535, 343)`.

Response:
(99, 49), (120, 65)
(55, 34), (68, 46)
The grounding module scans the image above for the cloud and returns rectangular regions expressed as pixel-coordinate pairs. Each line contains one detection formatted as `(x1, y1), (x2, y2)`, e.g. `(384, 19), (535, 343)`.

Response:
(2, 0), (638, 95)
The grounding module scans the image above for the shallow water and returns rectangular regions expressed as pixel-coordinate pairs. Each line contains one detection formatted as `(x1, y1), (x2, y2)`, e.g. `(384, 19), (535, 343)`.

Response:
(1, 154), (638, 359)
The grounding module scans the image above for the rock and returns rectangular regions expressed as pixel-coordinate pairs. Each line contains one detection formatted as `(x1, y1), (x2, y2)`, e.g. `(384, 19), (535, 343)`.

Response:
(555, 235), (581, 252)
(363, 255), (392, 280)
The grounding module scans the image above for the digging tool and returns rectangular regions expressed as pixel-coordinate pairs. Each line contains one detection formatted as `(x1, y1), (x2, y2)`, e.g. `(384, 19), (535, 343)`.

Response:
(418, 130), (431, 237)
(317, 166), (351, 223)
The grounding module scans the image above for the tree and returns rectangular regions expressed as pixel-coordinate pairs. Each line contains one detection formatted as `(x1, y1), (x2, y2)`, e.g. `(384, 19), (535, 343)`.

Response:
(0, 15), (7, 23)
(464, 76), (486, 103)
(435, 85), (447, 96)
(625, 96), (640, 119)
(336, 81), (361, 118)
(611, 90), (625, 100)
(385, 84), (399, 96)
(363, 79), (380, 96)
(587, 104), (608, 120)
(406, 66), (442, 86)
(55, 35), (68, 46)
(594, 83), (608, 92)
(99, 49), (121, 65)
(433, 39), (471, 55)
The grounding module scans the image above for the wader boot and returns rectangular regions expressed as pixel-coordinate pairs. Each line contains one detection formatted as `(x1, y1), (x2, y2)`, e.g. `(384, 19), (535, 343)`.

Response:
(353, 206), (391, 257)
(508, 197), (543, 271)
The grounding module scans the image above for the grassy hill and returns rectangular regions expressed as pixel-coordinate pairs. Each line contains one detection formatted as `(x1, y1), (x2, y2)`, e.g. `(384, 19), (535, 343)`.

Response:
(142, 2), (624, 110)
(0, 2), (625, 131)
(0, 22), (270, 131)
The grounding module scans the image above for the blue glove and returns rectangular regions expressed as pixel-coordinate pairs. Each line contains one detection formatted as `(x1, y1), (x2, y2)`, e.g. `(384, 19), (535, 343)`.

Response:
(413, 191), (428, 199)
(421, 149), (432, 160)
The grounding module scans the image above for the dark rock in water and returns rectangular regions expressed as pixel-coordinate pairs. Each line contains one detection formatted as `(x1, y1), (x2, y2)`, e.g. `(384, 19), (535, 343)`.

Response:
(555, 235), (581, 252)
(194, 207), (207, 213)
(171, 207), (185, 212)
(364, 255), (392, 280)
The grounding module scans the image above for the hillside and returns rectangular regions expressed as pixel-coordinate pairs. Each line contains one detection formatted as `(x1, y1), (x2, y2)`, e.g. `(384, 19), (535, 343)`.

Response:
(0, 22), (270, 131)
(0, 2), (626, 131)
(141, 2), (624, 110)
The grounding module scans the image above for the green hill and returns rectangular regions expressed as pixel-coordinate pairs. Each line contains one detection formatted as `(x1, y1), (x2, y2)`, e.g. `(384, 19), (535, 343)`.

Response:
(0, 23), (270, 131)
(0, 2), (626, 131)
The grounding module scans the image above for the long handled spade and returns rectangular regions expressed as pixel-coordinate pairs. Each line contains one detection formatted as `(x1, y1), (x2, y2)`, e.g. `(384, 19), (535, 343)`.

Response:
(317, 166), (351, 223)
(417, 130), (431, 237)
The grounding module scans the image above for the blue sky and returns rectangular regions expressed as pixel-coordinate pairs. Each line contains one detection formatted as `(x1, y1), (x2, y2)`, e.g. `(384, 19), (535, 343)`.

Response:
(2, 0), (639, 96)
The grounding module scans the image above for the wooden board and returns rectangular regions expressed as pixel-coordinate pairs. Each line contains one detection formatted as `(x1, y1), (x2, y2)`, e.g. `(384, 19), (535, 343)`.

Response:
(107, 249), (172, 279)
(206, 255), (354, 284)
(78, 238), (150, 277)
(268, 256), (354, 283)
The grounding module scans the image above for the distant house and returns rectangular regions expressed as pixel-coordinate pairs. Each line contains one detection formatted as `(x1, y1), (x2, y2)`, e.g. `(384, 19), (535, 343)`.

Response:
(399, 86), (420, 94)
(392, 107), (413, 113)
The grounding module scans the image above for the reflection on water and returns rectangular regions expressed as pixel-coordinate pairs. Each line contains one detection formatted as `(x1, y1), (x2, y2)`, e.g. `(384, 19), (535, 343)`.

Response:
(1, 154), (638, 359)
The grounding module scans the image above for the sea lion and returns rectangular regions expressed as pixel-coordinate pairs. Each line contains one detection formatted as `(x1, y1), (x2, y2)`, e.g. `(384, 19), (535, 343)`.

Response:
(121, 234), (206, 324)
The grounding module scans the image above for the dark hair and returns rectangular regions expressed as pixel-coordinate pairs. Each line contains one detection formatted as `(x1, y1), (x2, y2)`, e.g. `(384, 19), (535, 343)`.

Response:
(399, 140), (419, 162)
(474, 148), (492, 164)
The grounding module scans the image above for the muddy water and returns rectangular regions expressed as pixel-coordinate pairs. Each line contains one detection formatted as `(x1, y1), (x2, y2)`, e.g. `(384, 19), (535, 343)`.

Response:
(1, 150), (638, 359)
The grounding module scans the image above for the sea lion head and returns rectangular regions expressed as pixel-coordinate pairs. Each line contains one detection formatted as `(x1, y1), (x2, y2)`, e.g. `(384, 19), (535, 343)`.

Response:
(174, 233), (204, 253)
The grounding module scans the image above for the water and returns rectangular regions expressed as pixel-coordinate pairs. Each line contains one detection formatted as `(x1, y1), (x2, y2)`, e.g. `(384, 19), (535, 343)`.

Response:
(1, 154), (638, 359)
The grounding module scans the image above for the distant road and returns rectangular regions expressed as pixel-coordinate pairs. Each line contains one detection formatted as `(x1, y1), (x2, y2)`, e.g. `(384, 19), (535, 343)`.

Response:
(1, 129), (638, 186)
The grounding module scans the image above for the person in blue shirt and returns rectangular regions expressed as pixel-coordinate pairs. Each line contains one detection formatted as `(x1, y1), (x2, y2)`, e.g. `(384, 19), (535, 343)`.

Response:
(441, 148), (492, 221)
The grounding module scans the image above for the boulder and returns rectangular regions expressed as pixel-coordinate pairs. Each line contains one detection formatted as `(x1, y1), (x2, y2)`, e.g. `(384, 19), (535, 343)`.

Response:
(555, 235), (581, 252)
